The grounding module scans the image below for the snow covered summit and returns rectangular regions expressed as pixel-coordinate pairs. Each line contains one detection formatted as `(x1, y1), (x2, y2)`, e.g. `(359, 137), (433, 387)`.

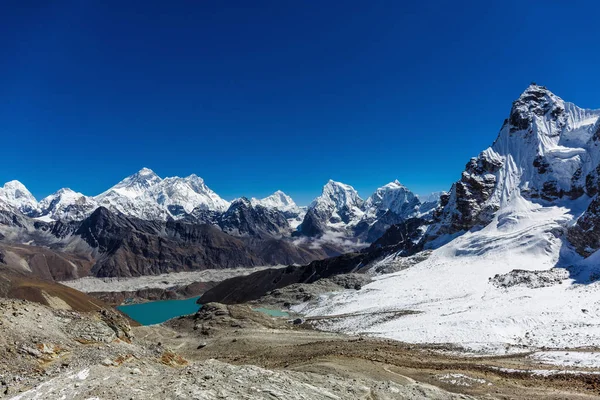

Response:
(93, 168), (229, 221)
(38, 188), (98, 222)
(297, 179), (428, 242)
(0, 180), (39, 215)
(251, 190), (302, 215)
(432, 83), (600, 240)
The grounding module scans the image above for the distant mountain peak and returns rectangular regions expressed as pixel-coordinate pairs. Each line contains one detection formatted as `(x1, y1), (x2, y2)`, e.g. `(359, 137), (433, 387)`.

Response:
(315, 180), (363, 210)
(138, 167), (156, 175)
(0, 180), (39, 215)
(364, 180), (420, 219)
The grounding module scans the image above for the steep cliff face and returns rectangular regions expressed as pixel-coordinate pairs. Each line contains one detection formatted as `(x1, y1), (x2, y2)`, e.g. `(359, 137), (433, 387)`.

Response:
(428, 84), (600, 246)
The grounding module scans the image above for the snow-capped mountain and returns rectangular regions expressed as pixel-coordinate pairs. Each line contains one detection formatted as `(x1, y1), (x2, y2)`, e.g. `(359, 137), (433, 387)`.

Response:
(300, 84), (600, 355)
(251, 190), (306, 228)
(430, 84), (600, 241)
(0, 180), (39, 215)
(363, 180), (420, 220)
(298, 180), (365, 237)
(357, 180), (422, 242)
(94, 168), (229, 221)
(94, 168), (167, 221)
(151, 174), (230, 216)
(298, 179), (426, 242)
(251, 191), (300, 215)
(38, 188), (98, 222)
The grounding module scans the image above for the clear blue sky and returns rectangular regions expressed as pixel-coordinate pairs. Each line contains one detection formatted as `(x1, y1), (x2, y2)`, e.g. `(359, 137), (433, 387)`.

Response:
(1, 1), (599, 205)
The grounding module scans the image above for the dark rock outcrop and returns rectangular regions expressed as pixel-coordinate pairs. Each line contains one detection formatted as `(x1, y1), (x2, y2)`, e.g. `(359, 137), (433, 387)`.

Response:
(76, 208), (263, 278)
(568, 195), (600, 257)
(198, 253), (368, 304)
(218, 198), (290, 238)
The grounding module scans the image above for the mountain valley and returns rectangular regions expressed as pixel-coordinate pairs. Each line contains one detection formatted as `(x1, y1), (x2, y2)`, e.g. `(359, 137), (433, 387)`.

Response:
(5, 84), (600, 399)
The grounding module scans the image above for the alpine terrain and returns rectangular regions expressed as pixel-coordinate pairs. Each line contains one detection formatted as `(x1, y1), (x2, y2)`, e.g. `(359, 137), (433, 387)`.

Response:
(288, 84), (600, 358)
(4, 85), (600, 399)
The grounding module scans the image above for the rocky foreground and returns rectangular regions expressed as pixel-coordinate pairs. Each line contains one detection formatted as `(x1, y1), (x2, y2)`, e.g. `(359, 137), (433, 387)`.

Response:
(1, 298), (600, 399)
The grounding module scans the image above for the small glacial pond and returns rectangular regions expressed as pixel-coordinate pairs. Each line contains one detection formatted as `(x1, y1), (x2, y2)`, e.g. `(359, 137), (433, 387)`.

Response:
(252, 307), (289, 317)
(118, 296), (202, 325)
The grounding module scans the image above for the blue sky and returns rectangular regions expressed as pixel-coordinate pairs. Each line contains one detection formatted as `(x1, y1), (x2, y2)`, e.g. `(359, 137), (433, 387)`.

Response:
(1, 1), (600, 205)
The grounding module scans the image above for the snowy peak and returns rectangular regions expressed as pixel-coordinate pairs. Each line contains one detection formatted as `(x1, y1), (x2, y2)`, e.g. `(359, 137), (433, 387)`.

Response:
(430, 84), (600, 239)
(94, 168), (229, 220)
(154, 175), (229, 214)
(312, 180), (364, 212)
(101, 167), (162, 199)
(38, 188), (98, 221)
(298, 180), (365, 238)
(251, 190), (298, 213)
(0, 180), (39, 215)
(364, 180), (420, 218)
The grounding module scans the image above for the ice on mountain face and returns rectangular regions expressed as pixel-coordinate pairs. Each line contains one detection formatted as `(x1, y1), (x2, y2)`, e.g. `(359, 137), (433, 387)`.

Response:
(0, 180), (39, 215)
(93, 168), (229, 221)
(430, 84), (600, 240)
(38, 188), (98, 221)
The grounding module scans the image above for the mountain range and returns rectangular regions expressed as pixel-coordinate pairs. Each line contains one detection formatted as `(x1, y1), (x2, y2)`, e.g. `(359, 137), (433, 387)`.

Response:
(0, 167), (441, 244)
(0, 163), (441, 282)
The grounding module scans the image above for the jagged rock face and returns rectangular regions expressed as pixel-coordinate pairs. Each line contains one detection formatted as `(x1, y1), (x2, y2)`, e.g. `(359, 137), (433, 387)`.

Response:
(0, 210), (30, 229)
(218, 198), (290, 238)
(296, 208), (328, 237)
(182, 208), (221, 225)
(429, 84), (600, 241)
(434, 150), (503, 235)
(368, 217), (427, 256)
(568, 196), (600, 257)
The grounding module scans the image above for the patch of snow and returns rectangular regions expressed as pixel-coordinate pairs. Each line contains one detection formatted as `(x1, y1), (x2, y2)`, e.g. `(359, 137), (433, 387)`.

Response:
(530, 351), (600, 368)
(436, 373), (488, 387)
(302, 194), (600, 354)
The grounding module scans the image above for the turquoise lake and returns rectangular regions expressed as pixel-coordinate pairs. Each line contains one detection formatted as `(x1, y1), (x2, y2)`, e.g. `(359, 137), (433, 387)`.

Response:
(117, 296), (202, 325)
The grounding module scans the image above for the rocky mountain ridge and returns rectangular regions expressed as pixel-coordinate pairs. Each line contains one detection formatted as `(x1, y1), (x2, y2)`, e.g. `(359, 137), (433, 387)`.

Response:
(0, 170), (438, 247)
(297, 179), (434, 242)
